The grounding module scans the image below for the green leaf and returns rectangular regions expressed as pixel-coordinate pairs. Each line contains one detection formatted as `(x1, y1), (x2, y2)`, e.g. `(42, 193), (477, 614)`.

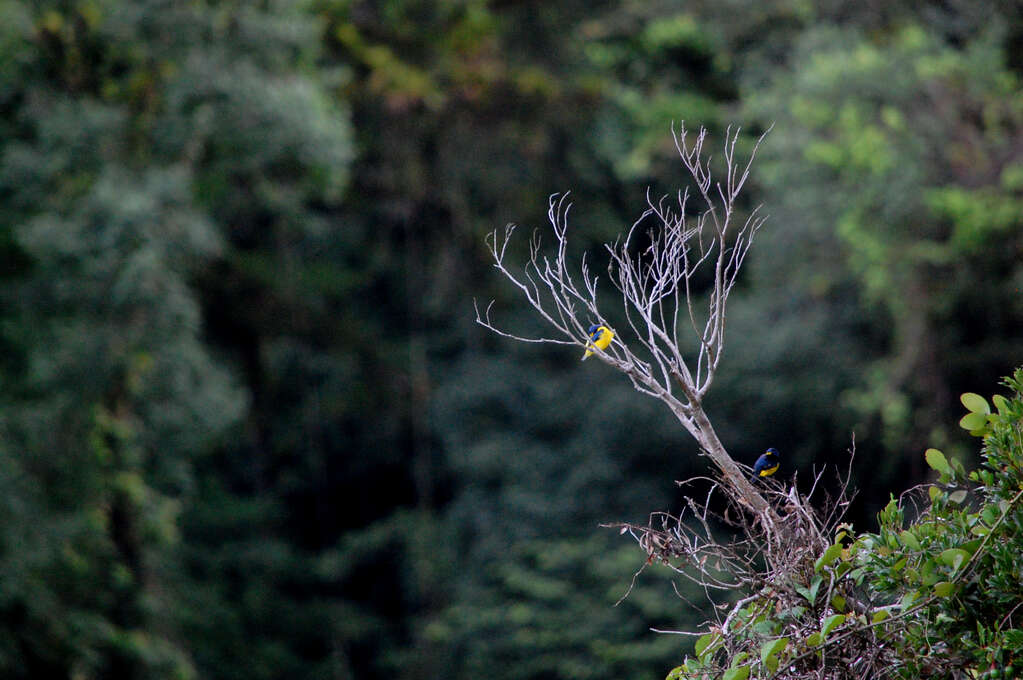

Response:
(925, 448), (950, 474)
(760, 637), (788, 670)
(796, 576), (824, 604)
(959, 412), (988, 431)
(948, 490), (968, 504)
(960, 392), (990, 414)
(992, 394), (1009, 414)
(782, 606), (806, 621)
(665, 667), (684, 680)
(695, 632), (721, 658)
(939, 548), (969, 571)
(723, 667), (750, 680)
(872, 609), (890, 623)
(806, 632), (822, 647)
(961, 539), (982, 556)
(898, 530), (920, 550)
(821, 614), (846, 638)
(929, 485), (941, 503)
(920, 558), (941, 586)
(830, 595), (846, 612)
(815, 543), (844, 572)
(899, 590), (919, 611)
(933, 581), (955, 597)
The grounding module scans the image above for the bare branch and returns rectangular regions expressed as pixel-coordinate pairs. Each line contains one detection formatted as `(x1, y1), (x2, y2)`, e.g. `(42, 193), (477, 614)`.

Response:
(477, 123), (776, 519)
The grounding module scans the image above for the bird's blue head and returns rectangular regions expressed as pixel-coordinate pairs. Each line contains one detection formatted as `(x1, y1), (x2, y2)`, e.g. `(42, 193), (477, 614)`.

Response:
(766, 447), (779, 458)
(588, 324), (601, 334)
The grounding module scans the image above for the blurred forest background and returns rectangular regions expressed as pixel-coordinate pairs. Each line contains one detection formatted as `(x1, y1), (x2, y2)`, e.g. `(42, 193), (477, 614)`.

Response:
(0, 1), (1021, 679)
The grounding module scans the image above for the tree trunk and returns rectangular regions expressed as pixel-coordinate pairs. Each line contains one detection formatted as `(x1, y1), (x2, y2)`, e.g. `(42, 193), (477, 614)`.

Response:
(687, 407), (776, 519)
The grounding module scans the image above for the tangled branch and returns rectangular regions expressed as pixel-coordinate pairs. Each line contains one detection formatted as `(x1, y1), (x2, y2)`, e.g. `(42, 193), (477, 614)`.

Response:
(606, 445), (893, 679)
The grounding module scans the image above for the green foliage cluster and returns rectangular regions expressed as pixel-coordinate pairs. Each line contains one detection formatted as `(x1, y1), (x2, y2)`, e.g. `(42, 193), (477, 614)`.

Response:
(426, 535), (680, 680)
(666, 369), (1023, 679)
(860, 372), (1023, 677)
(0, 1), (350, 677)
(742, 17), (1023, 470)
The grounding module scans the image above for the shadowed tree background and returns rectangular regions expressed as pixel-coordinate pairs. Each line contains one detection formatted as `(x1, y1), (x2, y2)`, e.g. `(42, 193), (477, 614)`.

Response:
(0, 1), (1020, 679)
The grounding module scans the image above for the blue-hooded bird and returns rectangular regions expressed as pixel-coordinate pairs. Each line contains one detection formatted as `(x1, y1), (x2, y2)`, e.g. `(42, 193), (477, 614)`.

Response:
(751, 448), (780, 481)
(582, 324), (614, 360)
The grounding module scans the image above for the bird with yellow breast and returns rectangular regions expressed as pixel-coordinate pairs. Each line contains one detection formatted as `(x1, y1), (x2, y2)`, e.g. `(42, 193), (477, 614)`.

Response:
(582, 324), (614, 360)
(751, 448), (780, 481)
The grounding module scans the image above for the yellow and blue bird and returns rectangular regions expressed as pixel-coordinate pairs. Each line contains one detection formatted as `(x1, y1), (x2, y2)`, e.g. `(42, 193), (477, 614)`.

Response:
(751, 448), (780, 481)
(582, 324), (614, 360)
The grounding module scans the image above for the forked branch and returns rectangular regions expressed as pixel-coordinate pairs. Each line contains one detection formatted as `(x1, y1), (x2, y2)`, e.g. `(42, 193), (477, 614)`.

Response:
(476, 123), (774, 517)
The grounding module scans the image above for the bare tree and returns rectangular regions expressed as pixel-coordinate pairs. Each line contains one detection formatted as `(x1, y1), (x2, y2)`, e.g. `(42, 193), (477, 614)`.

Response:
(475, 122), (774, 518)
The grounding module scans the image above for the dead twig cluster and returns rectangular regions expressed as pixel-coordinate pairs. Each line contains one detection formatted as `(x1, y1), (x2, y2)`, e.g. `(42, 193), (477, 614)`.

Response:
(603, 445), (912, 680)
